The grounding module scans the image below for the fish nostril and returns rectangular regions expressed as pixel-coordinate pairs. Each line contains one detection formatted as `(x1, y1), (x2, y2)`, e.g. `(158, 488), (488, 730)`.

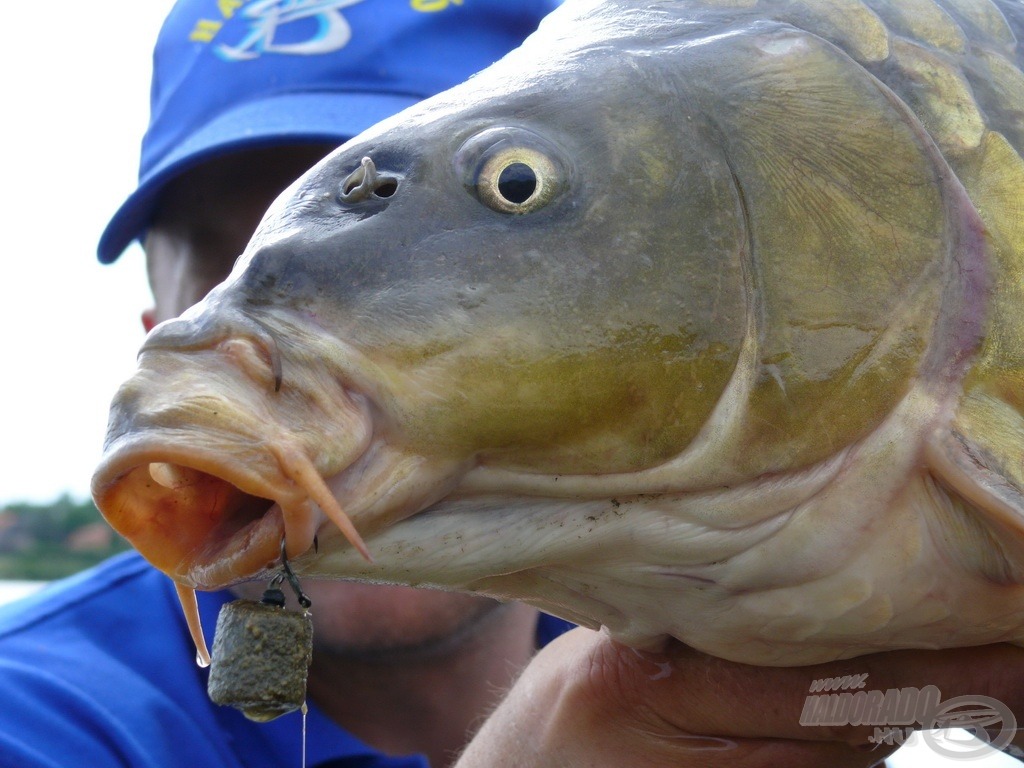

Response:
(342, 175), (363, 197)
(339, 156), (376, 203)
(338, 156), (399, 204)
(373, 179), (398, 198)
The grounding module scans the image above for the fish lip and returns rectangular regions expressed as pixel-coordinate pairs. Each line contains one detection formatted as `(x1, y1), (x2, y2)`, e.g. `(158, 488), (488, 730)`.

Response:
(92, 437), (319, 589)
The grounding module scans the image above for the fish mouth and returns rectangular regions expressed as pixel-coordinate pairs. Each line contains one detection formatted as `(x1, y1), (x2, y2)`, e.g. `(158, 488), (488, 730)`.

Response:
(92, 438), (361, 588)
(93, 428), (380, 669)
(92, 343), (376, 589)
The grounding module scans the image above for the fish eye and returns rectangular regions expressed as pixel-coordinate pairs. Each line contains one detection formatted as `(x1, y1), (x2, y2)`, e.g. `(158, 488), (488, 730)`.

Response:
(477, 147), (559, 214)
(455, 127), (568, 215)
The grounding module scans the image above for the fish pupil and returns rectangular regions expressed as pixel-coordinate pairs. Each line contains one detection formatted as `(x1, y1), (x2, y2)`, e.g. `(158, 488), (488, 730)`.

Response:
(497, 162), (537, 204)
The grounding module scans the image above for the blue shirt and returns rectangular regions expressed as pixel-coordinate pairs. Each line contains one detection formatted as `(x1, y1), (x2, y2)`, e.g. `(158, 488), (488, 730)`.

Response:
(0, 552), (573, 768)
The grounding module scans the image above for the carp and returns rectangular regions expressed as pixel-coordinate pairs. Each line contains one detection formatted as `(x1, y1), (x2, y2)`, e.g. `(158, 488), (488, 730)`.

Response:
(93, 0), (1024, 665)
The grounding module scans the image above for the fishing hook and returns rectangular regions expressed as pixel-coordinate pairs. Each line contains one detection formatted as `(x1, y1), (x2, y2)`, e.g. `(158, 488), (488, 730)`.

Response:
(264, 538), (312, 609)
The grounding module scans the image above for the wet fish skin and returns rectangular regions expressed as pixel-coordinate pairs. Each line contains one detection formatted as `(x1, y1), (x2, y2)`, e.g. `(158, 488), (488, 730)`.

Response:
(94, 0), (1024, 664)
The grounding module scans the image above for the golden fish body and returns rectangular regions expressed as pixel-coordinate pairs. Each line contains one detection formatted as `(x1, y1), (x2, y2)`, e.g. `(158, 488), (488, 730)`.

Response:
(94, 0), (1024, 664)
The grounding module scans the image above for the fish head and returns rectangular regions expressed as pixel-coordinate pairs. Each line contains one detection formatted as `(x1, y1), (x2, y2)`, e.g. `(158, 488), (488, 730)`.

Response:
(94, 5), (751, 593)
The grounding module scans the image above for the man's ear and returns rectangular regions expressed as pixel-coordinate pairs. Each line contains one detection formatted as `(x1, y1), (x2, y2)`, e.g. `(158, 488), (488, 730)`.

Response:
(142, 308), (157, 333)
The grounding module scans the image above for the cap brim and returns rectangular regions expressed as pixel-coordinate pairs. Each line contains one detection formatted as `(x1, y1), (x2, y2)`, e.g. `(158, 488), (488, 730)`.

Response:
(97, 90), (420, 264)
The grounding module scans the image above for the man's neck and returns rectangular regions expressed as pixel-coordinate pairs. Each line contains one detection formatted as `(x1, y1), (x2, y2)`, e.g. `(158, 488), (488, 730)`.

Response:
(306, 602), (539, 768)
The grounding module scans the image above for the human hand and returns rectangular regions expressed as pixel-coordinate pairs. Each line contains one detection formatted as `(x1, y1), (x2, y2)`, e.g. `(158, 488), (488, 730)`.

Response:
(455, 628), (1024, 767)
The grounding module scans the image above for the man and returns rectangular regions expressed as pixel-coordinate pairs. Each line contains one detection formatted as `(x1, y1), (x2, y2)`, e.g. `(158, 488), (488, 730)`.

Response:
(1, 2), (1021, 767)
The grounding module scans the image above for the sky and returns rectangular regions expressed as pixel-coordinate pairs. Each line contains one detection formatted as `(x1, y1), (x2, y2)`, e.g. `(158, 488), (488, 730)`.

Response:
(0, 2), (175, 505)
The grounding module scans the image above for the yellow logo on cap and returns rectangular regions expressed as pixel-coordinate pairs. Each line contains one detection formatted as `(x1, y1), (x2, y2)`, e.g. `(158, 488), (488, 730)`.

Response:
(190, 0), (466, 56)
(188, 0), (243, 41)
(188, 0), (370, 60)
(411, 0), (463, 11)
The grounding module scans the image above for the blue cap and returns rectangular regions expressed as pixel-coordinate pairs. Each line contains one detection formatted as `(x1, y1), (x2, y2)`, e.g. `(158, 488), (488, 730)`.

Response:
(98, 0), (560, 264)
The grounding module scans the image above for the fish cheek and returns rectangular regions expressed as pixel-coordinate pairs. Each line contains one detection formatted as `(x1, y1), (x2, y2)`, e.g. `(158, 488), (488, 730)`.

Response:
(373, 327), (737, 475)
(410, 140), (744, 471)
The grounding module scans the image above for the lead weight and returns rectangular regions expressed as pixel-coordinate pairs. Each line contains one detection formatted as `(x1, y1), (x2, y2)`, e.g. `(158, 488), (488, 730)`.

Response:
(207, 598), (313, 722)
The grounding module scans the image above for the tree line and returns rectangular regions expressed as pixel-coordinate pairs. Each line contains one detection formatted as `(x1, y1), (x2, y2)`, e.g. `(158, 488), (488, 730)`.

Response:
(0, 495), (131, 580)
